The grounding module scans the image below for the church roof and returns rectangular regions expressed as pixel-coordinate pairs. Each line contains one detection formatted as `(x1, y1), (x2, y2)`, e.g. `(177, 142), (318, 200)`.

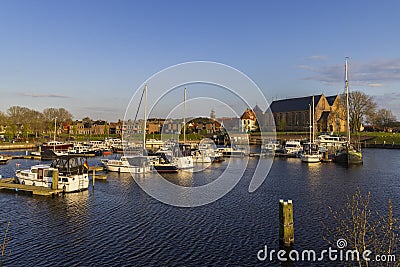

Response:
(253, 105), (263, 113)
(270, 94), (323, 113)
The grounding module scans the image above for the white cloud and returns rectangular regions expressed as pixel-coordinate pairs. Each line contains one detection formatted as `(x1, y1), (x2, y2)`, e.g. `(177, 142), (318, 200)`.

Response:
(298, 58), (400, 87)
(18, 92), (71, 99)
(305, 55), (328, 61)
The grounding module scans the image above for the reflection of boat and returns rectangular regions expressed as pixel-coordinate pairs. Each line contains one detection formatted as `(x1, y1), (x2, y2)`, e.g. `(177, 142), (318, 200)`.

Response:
(15, 156), (89, 193)
(334, 58), (363, 166)
(105, 156), (152, 173)
(0, 155), (8, 164)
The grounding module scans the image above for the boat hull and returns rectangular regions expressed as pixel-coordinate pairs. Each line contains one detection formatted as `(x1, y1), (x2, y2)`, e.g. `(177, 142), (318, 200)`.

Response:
(334, 150), (363, 165)
(301, 154), (322, 163)
(16, 172), (89, 193)
(153, 164), (179, 173)
(106, 164), (152, 173)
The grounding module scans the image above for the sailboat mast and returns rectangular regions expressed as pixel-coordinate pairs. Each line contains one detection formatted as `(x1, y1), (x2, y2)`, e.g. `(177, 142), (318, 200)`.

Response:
(345, 58), (350, 145)
(54, 116), (57, 151)
(143, 84), (147, 153)
(309, 104), (312, 144)
(183, 88), (186, 144)
(312, 95), (315, 143)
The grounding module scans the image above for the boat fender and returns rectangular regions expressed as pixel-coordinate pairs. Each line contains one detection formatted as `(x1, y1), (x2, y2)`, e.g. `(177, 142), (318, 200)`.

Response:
(63, 185), (66, 193)
(22, 181), (25, 185)
(118, 168), (120, 173)
(32, 182), (35, 186)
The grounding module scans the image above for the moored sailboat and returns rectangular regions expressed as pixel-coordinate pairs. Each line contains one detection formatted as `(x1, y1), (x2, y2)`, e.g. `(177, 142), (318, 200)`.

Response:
(301, 95), (322, 163)
(334, 58), (363, 165)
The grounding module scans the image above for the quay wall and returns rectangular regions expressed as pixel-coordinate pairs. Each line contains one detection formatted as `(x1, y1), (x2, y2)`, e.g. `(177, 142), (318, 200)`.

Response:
(0, 143), (38, 150)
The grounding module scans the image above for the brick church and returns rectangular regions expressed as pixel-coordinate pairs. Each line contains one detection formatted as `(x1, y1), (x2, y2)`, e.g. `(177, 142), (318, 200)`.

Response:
(245, 93), (347, 133)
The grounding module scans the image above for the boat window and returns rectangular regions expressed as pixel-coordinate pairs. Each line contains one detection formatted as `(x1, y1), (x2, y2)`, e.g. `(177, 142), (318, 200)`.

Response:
(31, 169), (38, 174)
(44, 170), (53, 177)
(62, 178), (68, 182)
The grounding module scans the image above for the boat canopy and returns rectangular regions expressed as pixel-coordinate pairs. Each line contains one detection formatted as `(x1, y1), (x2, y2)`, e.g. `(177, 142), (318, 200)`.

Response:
(50, 156), (87, 175)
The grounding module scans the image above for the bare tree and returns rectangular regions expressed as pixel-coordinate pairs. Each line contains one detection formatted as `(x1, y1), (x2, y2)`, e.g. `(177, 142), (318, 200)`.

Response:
(342, 91), (377, 133)
(6, 106), (31, 138)
(0, 112), (6, 134)
(372, 109), (397, 131)
(324, 189), (400, 267)
(43, 108), (73, 133)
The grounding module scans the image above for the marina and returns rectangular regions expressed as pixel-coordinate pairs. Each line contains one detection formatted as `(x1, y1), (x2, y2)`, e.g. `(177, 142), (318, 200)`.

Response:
(1, 1), (400, 266)
(0, 148), (399, 266)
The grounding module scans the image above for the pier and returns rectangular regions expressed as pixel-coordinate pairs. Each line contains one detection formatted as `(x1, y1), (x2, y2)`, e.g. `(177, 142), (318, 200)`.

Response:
(0, 179), (61, 196)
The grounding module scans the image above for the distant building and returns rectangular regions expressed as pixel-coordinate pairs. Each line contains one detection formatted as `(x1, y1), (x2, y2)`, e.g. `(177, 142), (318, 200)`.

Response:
(240, 108), (258, 132)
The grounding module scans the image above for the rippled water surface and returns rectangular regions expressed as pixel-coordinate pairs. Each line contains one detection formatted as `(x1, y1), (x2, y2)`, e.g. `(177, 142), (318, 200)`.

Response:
(0, 149), (399, 266)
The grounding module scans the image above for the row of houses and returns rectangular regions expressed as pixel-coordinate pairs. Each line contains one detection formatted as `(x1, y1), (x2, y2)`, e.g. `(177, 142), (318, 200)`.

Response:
(63, 93), (347, 135)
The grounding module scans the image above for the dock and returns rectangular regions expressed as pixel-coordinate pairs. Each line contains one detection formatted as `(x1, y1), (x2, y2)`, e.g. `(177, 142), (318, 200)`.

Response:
(8, 155), (42, 160)
(0, 179), (62, 196)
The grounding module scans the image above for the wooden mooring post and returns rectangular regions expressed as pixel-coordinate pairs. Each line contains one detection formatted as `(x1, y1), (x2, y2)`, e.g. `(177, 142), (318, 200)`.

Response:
(92, 169), (95, 190)
(279, 199), (294, 247)
(51, 170), (58, 190)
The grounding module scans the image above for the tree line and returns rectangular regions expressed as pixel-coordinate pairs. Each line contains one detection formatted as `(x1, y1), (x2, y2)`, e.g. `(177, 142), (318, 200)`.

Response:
(0, 106), (72, 139)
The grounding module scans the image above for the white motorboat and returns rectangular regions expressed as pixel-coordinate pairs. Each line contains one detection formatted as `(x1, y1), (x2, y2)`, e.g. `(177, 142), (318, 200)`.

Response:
(261, 140), (281, 156)
(105, 156), (152, 173)
(0, 155), (8, 164)
(316, 134), (347, 151)
(284, 140), (303, 156)
(15, 156), (89, 193)
(67, 143), (95, 156)
(148, 154), (179, 173)
(193, 142), (216, 163)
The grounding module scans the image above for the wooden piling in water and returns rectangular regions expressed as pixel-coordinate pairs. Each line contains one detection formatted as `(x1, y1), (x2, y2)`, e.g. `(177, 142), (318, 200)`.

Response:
(279, 199), (294, 247)
(92, 169), (95, 190)
(51, 170), (58, 190)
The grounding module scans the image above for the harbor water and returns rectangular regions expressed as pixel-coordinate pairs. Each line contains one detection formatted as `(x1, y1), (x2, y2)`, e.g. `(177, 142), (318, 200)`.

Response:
(0, 149), (399, 266)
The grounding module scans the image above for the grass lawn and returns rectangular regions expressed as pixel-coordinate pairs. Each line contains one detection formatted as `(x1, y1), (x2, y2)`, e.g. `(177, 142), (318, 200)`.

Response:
(359, 132), (400, 144)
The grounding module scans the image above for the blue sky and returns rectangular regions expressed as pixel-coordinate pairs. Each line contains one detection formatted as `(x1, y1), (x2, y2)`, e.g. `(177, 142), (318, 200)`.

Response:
(1, 0), (400, 121)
